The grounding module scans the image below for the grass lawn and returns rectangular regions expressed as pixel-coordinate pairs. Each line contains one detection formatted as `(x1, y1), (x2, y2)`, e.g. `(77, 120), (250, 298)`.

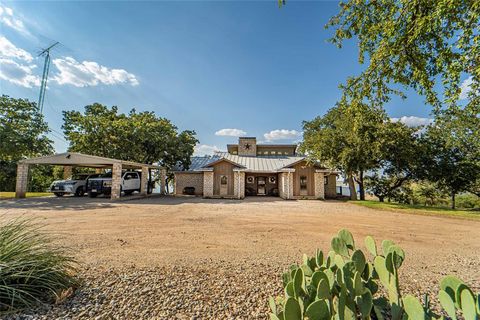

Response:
(350, 200), (480, 220)
(0, 192), (53, 199)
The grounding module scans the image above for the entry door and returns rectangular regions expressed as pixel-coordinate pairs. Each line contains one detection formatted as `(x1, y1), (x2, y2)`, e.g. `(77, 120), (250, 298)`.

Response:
(257, 177), (266, 195)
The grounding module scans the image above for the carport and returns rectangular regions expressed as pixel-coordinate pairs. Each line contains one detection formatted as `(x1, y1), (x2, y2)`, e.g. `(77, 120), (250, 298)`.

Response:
(15, 152), (166, 200)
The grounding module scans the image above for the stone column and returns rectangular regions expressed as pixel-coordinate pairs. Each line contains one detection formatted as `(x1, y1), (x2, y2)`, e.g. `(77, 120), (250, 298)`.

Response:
(203, 171), (214, 198)
(160, 168), (166, 195)
(15, 163), (29, 198)
(238, 171), (245, 199)
(140, 166), (148, 195)
(314, 172), (325, 200)
(233, 171), (245, 199)
(63, 166), (72, 180)
(111, 163), (122, 200)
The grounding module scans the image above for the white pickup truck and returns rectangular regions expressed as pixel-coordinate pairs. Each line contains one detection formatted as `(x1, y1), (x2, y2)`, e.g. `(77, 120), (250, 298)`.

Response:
(50, 173), (100, 197)
(86, 171), (141, 197)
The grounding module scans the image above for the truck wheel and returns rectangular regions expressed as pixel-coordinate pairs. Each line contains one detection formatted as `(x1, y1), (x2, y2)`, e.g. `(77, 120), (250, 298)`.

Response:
(54, 193), (64, 197)
(75, 187), (85, 197)
(88, 192), (98, 198)
(124, 190), (133, 195)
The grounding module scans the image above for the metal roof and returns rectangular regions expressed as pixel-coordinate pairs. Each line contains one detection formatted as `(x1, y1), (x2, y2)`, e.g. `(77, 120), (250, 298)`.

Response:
(176, 152), (321, 173)
(18, 152), (162, 169)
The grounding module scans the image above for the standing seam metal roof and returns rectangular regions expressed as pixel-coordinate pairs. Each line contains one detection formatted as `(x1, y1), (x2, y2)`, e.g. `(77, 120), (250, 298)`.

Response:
(177, 152), (313, 172)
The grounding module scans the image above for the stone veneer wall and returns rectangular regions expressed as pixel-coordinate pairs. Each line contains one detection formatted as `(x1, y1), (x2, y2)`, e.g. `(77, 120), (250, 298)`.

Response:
(175, 173), (204, 196)
(233, 171), (245, 199)
(325, 174), (337, 198)
(279, 172), (293, 199)
(203, 171), (214, 197)
(314, 172), (325, 199)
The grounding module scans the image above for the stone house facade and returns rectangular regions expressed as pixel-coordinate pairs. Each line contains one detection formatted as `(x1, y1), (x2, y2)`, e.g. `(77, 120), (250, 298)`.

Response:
(174, 137), (337, 200)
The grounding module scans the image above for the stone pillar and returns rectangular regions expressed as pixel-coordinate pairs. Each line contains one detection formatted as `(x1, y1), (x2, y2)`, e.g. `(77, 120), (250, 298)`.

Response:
(160, 168), (166, 195)
(287, 172), (294, 199)
(111, 163), (122, 200)
(15, 163), (29, 198)
(203, 171), (214, 198)
(279, 171), (294, 200)
(140, 166), (148, 195)
(63, 166), (72, 180)
(314, 172), (325, 200)
(233, 171), (245, 199)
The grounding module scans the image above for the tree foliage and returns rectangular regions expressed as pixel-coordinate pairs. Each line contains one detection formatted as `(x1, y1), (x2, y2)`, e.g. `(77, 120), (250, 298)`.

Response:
(0, 96), (53, 191)
(62, 103), (198, 175)
(364, 121), (421, 202)
(418, 120), (480, 209)
(301, 103), (387, 200)
(326, 0), (480, 110)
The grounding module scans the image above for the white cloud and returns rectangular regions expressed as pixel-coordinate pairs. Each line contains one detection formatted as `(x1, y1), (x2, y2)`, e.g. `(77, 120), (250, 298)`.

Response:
(264, 129), (301, 141)
(0, 58), (40, 87)
(215, 128), (247, 137)
(0, 36), (33, 62)
(460, 76), (473, 100)
(52, 56), (139, 87)
(194, 144), (221, 156)
(391, 116), (433, 128)
(0, 6), (29, 35)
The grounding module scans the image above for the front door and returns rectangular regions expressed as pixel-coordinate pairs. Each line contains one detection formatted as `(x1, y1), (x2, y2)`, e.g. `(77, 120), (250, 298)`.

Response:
(257, 176), (266, 195)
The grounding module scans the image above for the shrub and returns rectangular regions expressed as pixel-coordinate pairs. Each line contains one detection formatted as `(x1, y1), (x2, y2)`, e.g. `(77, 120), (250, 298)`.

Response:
(268, 229), (479, 320)
(0, 218), (78, 313)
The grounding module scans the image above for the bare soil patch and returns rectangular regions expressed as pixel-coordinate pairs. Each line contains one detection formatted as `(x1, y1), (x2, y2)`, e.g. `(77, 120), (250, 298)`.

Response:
(1, 196), (479, 319)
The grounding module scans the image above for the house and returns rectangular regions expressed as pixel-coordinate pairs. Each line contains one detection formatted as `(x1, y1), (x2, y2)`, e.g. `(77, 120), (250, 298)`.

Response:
(173, 137), (337, 200)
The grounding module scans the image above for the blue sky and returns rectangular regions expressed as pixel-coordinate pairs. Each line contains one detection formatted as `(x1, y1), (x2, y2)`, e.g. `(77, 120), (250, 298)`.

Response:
(1, 1), (436, 155)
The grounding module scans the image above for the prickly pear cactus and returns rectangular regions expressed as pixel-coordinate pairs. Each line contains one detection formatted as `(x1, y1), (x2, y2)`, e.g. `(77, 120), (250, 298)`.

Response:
(268, 229), (479, 320)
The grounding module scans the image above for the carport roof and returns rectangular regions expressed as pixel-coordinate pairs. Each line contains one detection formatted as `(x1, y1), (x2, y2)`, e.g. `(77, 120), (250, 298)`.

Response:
(18, 152), (162, 169)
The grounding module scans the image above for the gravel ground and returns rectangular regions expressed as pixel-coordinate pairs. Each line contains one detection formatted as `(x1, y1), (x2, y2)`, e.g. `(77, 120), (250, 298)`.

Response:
(1, 196), (479, 319)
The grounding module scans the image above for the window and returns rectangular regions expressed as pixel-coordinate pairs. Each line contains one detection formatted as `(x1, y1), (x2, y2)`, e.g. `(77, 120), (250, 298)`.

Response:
(220, 175), (228, 185)
(232, 151), (238, 155)
(300, 176), (307, 190)
(271, 151), (276, 155)
(324, 176), (328, 185)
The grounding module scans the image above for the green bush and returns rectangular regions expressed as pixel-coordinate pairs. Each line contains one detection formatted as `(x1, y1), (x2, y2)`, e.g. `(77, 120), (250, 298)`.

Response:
(455, 193), (480, 209)
(0, 219), (78, 313)
(268, 229), (479, 320)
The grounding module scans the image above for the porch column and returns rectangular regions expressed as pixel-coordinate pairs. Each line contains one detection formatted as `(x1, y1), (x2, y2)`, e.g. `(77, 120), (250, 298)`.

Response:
(203, 171), (214, 198)
(314, 171), (325, 200)
(111, 163), (122, 200)
(63, 166), (72, 180)
(287, 172), (294, 199)
(15, 163), (29, 198)
(160, 168), (166, 195)
(233, 171), (245, 199)
(140, 166), (148, 196)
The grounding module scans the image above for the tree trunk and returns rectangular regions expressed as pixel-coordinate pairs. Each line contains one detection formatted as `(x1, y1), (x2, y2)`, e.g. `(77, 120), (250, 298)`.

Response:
(358, 171), (365, 201)
(451, 191), (455, 209)
(347, 173), (357, 200)
(378, 196), (384, 202)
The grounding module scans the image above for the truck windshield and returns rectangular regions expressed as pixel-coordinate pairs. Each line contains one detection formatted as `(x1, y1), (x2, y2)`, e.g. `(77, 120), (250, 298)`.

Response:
(99, 172), (112, 178)
(71, 174), (88, 180)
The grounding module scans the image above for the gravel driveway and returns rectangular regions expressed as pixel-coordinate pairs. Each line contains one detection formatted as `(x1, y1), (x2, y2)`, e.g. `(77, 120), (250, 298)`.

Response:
(2, 196), (479, 319)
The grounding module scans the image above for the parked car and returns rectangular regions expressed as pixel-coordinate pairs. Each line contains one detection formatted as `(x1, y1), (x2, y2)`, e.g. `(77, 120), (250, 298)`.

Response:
(49, 173), (100, 197)
(87, 171), (142, 198)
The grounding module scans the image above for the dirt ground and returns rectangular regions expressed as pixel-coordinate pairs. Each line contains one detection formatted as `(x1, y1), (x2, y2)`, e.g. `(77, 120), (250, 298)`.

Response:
(1, 196), (479, 283)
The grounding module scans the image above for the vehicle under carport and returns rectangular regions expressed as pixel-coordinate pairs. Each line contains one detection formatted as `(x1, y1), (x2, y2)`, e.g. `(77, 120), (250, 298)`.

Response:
(15, 153), (166, 200)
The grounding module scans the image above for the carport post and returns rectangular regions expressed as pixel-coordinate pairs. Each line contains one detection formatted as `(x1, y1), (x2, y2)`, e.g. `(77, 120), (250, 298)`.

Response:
(111, 163), (122, 200)
(63, 166), (72, 179)
(15, 163), (29, 198)
(140, 166), (148, 195)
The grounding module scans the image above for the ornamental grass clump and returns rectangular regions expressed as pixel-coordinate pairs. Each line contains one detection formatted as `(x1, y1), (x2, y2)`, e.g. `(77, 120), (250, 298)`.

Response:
(269, 229), (480, 320)
(0, 218), (78, 313)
